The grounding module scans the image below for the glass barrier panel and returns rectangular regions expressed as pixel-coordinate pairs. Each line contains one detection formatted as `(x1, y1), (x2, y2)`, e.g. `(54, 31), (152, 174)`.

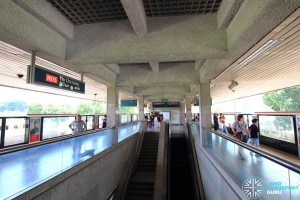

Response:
(118, 121), (141, 142)
(120, 115), (128, 124)
(42, 117), (75, 140)
(201, 128), (300, 200)
(86, 116), (94, 130)
(259, 115), (295, 143)
(0, 128), (114, 200)
(0, 118), (2, 144)
(4, 118), (28, 147)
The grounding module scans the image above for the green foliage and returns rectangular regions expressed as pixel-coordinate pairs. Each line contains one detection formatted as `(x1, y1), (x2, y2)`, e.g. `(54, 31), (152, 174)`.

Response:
(274, 116), (292, 131)
(28, 103), (43, 114)
(119, 106), (135, 114)
(263, 86), (300, 111)
(76, 102), (105, 115)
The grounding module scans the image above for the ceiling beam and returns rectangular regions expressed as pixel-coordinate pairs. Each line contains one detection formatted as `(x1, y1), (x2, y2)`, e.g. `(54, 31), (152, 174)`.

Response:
(120, 0), (147, 37)
(105, 64), (120, 74)
(149, 62), (159, 73)
(195, 59), (206, 71)
(217, 0), (244, 29)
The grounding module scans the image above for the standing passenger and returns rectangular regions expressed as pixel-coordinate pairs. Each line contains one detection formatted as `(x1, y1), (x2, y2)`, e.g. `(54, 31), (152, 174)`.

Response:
(69, 115), (87, 134)
(150, 113), (155, 128)
(213, 113), (219, 131)
(249, 119), (259, 147)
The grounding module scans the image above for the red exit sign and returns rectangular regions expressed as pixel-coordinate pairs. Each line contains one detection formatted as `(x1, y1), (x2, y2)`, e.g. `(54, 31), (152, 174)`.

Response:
(45, 74), (58, 84)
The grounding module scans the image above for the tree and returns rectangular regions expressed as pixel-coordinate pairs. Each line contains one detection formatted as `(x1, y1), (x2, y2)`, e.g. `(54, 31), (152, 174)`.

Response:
(28, 103), (44, 114)
(76, 103), (93, 115)
(263, 86), (300, 131)
(119, 106), (135, 114)
(263, 86), (300, 111)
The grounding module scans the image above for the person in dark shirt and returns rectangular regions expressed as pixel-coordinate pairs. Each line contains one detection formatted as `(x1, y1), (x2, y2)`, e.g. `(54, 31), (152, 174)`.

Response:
(102, 118), (107, 128)
(249, 119), (259, 147)
(213, 113), (219, 131)
(30, 120), (40, 135)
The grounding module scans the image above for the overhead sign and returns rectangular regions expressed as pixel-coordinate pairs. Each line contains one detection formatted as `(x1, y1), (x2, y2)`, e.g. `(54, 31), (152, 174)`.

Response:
(153, 102), (180, 108)
(194, 97), (199, 106)
(28, 65), (85, 94)
(121, 100), (137, 107)
(161, 98), (168, 102)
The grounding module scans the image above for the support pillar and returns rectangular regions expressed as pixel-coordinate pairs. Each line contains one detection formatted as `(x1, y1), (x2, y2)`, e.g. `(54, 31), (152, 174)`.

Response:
(199, 83), (212, 132)
(107, 86), (119, 144)
(181, 103), (186, 124)
(138, 97), (144, 120)
(186, 98), (192, 122)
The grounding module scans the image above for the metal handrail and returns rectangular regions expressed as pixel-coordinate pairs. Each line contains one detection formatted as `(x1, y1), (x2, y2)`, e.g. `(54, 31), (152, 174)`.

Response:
(191, 122), (300, 174)
(153, 121), (169, 200)
(0, 121), (140, 155)
(186, 123), (206, 200)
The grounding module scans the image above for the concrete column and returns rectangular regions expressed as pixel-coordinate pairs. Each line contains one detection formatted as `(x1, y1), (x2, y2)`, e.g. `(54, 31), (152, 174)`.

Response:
(199, 83), (212, 129)
(181, 103), (185, 124)
(186, 98), (192, 122)
(138, 97), (144, 120)
(107, 86), (119, 128)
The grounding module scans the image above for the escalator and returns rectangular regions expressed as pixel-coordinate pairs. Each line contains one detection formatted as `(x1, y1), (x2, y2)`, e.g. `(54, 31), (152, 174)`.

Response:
(169, 133), (197, 200)
(124, 132), (159, 200)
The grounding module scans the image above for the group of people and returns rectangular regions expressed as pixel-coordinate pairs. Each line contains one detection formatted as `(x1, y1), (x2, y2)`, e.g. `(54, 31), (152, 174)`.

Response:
(145, 112), (164, 128)
(213, 113), (260, 147)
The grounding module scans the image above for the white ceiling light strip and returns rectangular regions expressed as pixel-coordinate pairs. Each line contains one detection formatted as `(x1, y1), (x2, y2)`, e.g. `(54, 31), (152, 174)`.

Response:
(240, 39), (285, 65)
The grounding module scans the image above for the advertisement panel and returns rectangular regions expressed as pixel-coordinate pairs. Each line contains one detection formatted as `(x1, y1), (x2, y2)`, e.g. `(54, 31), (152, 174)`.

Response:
(29, 117), (41, 143)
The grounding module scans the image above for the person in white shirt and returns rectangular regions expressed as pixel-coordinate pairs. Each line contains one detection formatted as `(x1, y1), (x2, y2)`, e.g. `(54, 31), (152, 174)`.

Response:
(69, 115), (87, 134)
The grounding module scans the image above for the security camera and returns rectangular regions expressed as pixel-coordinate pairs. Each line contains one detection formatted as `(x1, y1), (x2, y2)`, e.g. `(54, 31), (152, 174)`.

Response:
(17, 74), (24, 78)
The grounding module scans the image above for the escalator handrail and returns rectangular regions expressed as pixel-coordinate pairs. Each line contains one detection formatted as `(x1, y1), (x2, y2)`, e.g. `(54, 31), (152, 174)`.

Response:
(191, 122), (300, 174)
(153, 121), (169, 200)
(186, 123), (206, 200)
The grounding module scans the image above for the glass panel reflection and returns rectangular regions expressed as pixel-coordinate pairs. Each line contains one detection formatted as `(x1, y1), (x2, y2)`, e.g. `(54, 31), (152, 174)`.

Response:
(118, 121), (141, 142)
(0, 128), (113, 200)
(190, 124), (300, 200)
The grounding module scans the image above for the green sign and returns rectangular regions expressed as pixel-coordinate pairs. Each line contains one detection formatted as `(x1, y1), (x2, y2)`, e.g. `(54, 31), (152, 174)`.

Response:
(153, 102), (180, 108)
(161, 98), (168, 102)
(194, 98), (199, 106)
(28, 65), (85, 94)
(121, 100), (137, 107)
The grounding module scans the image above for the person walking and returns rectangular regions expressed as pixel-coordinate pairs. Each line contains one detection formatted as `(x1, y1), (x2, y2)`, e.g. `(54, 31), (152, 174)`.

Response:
(249, 119), (260, 147)
(219, 113), (229, 135)
(232, 114), (249, 160)
(232, 114), (249, 143)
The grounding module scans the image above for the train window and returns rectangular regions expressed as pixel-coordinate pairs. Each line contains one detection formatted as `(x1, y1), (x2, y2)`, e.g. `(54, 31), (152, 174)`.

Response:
(259, 115), (295, 143)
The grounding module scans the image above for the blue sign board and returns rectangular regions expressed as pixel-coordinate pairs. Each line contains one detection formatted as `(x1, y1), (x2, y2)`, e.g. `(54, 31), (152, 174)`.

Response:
(121, 100), (137, 107)
(28, 65), (85, 94)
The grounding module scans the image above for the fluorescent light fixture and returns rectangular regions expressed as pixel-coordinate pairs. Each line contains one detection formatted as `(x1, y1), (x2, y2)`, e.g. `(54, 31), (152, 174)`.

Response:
(228, 80), (238, 90)
(240, 39), (284, 65)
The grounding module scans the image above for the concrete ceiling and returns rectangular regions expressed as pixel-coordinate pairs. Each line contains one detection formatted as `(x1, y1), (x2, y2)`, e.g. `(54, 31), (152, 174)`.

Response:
(0, 0), (299, 103)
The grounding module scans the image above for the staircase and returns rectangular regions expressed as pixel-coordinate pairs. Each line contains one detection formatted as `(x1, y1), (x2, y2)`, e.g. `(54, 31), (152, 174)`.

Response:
(124, 132), (159, 200)
(170, 134), (196, 200)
